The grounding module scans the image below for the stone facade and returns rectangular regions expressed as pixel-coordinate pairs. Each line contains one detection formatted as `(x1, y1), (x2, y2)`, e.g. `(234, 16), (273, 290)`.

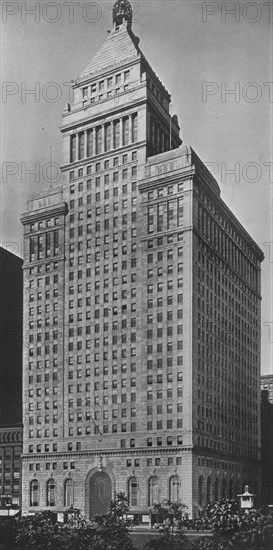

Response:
(21, 1), (264, 519)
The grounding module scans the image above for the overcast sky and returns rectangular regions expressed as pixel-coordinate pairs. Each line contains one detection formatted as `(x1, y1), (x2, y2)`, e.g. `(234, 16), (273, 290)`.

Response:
(1, 0), (272, 374)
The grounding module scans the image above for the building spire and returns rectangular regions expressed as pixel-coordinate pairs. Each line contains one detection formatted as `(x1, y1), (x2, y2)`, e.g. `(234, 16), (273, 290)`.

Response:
(113, 0), (133, 30)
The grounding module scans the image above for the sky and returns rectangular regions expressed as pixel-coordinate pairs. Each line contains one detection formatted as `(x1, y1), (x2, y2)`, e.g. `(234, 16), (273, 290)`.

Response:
(1, 0), (272, 374)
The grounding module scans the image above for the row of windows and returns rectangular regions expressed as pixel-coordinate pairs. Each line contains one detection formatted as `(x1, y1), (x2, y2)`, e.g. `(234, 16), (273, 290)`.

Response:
(29, 217), (59, 233)
(148, 199), (183, 233)
(147, 233), (184, 248)
(147, 75), (168, 109)
(147, 111), (171, 155)
(69, 186), (137, 211)
(27, 430), (185, 455)
(82, 70), (130, 99)
(69, 150), (137, 180)
(29, 232), (59, 262)
(70, 114), (138, 162)
(70, 167), (137, 194)
(145, 183), (183, 201)
(198, 252), (258, 305)
(30, 462), (75, 471)
(198, 239), (259, 298)
(29, 262), (59, 275)
(198, 475), (251, 507)
(29, 474), (181, 509)
(197, 187), (258, 264)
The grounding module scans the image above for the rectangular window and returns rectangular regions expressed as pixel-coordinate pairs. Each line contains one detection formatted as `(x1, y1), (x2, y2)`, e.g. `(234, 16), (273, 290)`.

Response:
(167, 200), (174, 229)
(87, 129), (93, 157)
(123, 117), (129, 146)
(178, 198), (183, 226)
(70, 134), (76, 163)
(157, 203), (164, 232)
(132, 113), (138, 143)
(105, 123), (111, 152)
(79, 132), (84, 160)
(148, 205), (154, 234)
(96, 126), (102, 155)
(114, 120), (120, 148)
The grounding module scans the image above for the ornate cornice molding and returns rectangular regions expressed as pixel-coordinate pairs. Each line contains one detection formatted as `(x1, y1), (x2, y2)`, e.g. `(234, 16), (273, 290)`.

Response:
(22, 446), (193, 462)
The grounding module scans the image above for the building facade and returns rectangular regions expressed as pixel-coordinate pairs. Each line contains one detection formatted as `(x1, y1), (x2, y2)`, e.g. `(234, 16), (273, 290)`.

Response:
(261, 375), (273, 404)
(0, 426), (23, 511)
(261, 375), (273, 504)
(21, 0), (264, 518)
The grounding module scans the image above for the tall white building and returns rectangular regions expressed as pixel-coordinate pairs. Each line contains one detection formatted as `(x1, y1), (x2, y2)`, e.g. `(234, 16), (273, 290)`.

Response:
(21, 0), (264, 519)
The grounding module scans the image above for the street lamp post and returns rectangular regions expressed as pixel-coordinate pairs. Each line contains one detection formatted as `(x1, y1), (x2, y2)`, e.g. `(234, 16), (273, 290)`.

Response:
(238, 485), (254, 513)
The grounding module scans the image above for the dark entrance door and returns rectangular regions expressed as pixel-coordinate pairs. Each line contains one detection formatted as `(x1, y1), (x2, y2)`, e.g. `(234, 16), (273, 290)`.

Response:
(89, 471), (112, 518)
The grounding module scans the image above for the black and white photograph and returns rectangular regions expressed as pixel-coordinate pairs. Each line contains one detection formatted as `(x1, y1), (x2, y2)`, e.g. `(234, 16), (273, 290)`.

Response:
(1, 0), (273, 548)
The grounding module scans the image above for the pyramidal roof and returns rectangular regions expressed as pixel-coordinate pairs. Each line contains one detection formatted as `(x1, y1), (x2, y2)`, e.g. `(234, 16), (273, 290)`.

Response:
(79, 25), (140, 81)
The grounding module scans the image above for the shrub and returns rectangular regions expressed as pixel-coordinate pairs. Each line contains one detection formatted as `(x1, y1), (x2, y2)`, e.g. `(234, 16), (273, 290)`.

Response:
(1, 492), (136, 550)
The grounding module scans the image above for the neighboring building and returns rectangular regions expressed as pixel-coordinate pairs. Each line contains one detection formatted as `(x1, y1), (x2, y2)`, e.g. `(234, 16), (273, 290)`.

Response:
(0, 426), (23, 512)
(0, 247), (23, 512)
(0, 247), (23, 427)
(261, 375), (273, 404)
(21, 0), (264, 518)
(261, 375), (273, 504)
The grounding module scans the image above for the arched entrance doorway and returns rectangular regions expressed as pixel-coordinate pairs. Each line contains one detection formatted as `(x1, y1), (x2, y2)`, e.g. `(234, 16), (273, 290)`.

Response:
(89, 471), (112, 518)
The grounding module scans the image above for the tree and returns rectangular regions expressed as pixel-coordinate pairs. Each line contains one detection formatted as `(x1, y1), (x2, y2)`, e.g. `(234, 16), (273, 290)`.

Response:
(89, 492), (135, 550)
(191, 500), (273, 550)
(143, 500), (190, 550)
(1, 492), (136, 550)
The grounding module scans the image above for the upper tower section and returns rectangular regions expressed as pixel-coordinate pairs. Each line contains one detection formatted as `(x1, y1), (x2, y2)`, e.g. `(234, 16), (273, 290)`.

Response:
(113, 0), (133, 29)
(61, 0), (181, 169)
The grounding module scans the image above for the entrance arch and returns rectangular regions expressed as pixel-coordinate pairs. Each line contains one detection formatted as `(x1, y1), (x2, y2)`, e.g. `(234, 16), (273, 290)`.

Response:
(87, 470), (112, 518)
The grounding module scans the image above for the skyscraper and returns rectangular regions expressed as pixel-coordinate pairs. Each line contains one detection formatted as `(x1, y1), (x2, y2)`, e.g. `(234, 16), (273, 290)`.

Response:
(21, 0), (264, 518)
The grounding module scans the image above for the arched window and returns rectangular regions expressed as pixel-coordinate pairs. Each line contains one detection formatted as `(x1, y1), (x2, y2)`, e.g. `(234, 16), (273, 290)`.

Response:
(47, 479), (56, 507)
(148, 476), (159, 506)
(64, 478), (73, 507)
(207, 477), (211, 504)
(215, 478), (219, 501)
(198, 476), (203, 508)
(169, 475), (181, 503)
(30, 479), (39, 506)
(128, 477), (139, 507)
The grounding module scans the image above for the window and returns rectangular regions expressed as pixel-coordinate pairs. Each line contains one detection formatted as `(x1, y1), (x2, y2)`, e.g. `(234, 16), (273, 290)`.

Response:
(64, 478), (73, 507)
(30, 479), (39, 506)
(47, 479), (56, 506)
(128, 476), (139, 507)
(114, 120), (120, 148)
(198, 476), (204, 508)
(148, 476), (159, 506)
(169, 475), (181, 503)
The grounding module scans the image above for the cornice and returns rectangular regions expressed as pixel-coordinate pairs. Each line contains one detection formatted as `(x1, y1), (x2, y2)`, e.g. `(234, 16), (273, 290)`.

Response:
(22, 255), (65, 271)
(21, 204), (68, 225)
(60, 93), (147, 132)
(192, 446), (261, 466)
(22, 445), (193, 462)
(193, 169), (264, 262)
(75, 54), (140, 86)
(138, 167), (195, 192)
